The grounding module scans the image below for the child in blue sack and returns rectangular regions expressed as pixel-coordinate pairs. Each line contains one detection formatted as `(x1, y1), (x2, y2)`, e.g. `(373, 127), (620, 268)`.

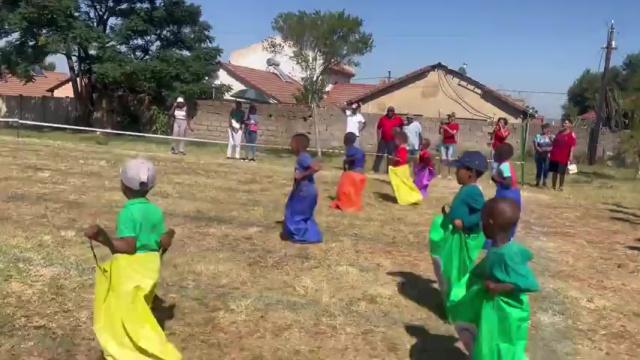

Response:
(281, 133), (323, 244)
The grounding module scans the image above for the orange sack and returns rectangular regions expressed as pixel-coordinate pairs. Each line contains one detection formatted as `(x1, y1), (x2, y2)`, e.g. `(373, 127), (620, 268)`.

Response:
(330, 171), (367, 212)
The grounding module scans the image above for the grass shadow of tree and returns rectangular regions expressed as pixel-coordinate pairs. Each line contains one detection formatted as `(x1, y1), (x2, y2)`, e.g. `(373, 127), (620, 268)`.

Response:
(625, 245), (640, 252)
(610, 216), (640, 225)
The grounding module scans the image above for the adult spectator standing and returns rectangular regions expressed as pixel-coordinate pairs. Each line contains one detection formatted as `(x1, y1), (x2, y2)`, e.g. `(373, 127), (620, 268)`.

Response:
(227, 101), (245, 160)
(532, 123), (554, 187)
(404, 115), (423, 160)
(170, 97), (194, 155)
(549, 118), (577, 191)
(372, 106), (404, 173)
(345, 102), (366, 147)
(438, 113), (459, 179)
(491, 117), (511, 152)
(243, 104), (259, 162)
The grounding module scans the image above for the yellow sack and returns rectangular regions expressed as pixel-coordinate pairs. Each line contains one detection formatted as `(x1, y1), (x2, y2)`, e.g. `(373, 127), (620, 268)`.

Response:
(388, 164), (423, 205)
(94, 252), (182, 360)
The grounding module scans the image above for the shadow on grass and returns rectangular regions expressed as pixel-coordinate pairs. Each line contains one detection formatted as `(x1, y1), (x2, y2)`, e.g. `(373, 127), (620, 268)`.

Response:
(387, 271), (447, 322)
(405, 324), (467, 360)
(576, 171), (617, 180)
(372, 178), (391, 186)
(603, 202), (638, 211)
(610, 216), (640, 225)
(151, 295), (176, 330)
(607, 208), (640, 219)
(374, 192), (397, 204)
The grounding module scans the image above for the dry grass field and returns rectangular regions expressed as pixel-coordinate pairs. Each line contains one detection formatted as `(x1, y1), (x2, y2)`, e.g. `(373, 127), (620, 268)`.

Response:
(0, 130), (638, 359)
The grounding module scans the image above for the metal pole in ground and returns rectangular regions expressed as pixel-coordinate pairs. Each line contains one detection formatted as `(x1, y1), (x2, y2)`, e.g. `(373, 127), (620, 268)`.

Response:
(520, 119), (527, 183)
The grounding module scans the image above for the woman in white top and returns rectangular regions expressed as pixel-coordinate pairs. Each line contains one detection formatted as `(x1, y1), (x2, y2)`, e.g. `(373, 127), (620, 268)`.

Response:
(170, 97), (194, 155)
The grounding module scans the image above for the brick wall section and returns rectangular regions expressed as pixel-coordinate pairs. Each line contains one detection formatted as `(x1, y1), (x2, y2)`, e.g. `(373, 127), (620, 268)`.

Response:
(192, 100), (620, 158)
(1, 96), (619, 159)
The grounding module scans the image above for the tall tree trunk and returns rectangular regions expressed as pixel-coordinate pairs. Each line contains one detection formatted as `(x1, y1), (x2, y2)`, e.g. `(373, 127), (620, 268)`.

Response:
(64, 49), (92, 125)
(312, 102), (322, 157)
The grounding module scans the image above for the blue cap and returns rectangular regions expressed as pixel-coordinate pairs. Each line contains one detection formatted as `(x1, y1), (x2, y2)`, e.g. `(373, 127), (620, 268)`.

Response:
(450, 151), (488, 173)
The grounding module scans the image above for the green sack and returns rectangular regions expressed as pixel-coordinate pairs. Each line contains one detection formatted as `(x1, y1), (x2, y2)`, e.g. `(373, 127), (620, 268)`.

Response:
(428, 214), (485, 313)
(448, 241), (539, 360)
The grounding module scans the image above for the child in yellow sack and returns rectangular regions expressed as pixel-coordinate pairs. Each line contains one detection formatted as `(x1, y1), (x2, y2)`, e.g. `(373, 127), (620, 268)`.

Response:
(84, 158), (181, 360)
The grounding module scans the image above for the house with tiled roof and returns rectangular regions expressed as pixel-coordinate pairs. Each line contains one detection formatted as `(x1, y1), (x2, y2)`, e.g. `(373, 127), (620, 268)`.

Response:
(218, 62), (302, 104)
(348, 63), (528, 123)
(218, 61), (374, 106)
(323, 83), (378, 106)
(0, 71), (73, 97)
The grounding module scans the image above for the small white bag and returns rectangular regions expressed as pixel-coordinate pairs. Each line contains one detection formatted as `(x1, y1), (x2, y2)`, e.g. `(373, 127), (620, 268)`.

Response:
(568, 163), (578, 175)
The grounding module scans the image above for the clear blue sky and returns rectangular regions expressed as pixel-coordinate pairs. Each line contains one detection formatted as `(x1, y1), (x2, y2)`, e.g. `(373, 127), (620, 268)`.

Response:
(193, 0), (640, 118)
(51, 0), (640, 118)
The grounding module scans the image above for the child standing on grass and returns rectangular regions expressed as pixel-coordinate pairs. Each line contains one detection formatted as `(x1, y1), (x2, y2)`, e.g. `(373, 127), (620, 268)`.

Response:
(413, 138), (436, 197)
(331, 132), (367, 212)
(84, 158), (181, 360)
(490, 142), (521, 245)
(282, 133), (323, 243)
(388, 131), (423, 205)
(450, 197), (539, 359)
(429, 151), (487, 312)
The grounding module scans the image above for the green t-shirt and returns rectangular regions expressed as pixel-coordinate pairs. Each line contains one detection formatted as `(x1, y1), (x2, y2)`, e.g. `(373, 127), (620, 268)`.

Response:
(448, 183), (485, 233)
(116, 198), (166, 253)
(472, 241), (540, 293)
(230, 109), (245, 124)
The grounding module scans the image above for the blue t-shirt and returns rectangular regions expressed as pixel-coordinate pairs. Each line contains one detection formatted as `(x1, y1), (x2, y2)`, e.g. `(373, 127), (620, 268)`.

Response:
(295, 152), (315, 184)
(345, 145), (365, 171)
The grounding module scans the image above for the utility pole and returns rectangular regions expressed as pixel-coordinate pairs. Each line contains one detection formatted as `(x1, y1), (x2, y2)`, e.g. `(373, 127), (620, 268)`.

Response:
(587, 21), (616, 165)
(387, 70), (391, 83)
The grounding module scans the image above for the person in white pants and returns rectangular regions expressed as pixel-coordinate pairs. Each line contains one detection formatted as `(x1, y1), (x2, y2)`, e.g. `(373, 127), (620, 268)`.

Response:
(227, 101), (245, 159)
(170, 97), (194, 155)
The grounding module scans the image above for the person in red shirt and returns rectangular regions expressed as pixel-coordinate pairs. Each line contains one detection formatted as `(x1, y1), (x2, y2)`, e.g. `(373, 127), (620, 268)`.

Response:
(549, 118), (577, 191)
(491, 117), (511, 150)
(418, 138), (434, 169)
(390, 131), (409, 167)
(372, 106), (404, 173)
(438, 113), (460, 179)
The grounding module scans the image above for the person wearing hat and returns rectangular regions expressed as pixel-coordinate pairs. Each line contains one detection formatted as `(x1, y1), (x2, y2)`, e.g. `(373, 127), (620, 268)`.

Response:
(344, 102), (366, 148)
(170, 96), (194, 155)
(429, 150), (488, 315)
(84, 158), (182, 359)
(372, 106), (404, 173)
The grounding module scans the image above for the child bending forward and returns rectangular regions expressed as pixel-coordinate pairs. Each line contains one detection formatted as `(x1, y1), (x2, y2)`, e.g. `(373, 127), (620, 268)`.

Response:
(84, 158), (181, 360)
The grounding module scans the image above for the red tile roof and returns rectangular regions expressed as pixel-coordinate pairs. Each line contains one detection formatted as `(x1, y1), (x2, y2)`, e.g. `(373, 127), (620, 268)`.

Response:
(324, 83), (378, 105)
(221, 63), (301, 104)
(329, 64), (355, 77)
(347, 63), (527, 114)
(0, 71), (70, 97)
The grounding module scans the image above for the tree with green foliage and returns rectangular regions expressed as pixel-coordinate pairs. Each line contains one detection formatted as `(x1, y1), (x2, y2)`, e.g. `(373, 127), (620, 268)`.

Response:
(265, 10), (374, 155)
(565, 51), (640, 171)
(0, 0), (223, 131)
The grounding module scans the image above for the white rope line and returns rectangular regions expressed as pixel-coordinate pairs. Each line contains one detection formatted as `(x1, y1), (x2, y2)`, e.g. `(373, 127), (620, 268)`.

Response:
(0, 118), (524, 164)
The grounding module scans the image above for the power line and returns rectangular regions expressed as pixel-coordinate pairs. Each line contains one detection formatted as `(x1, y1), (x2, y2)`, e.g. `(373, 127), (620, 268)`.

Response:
(495, 89), (566, 95)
